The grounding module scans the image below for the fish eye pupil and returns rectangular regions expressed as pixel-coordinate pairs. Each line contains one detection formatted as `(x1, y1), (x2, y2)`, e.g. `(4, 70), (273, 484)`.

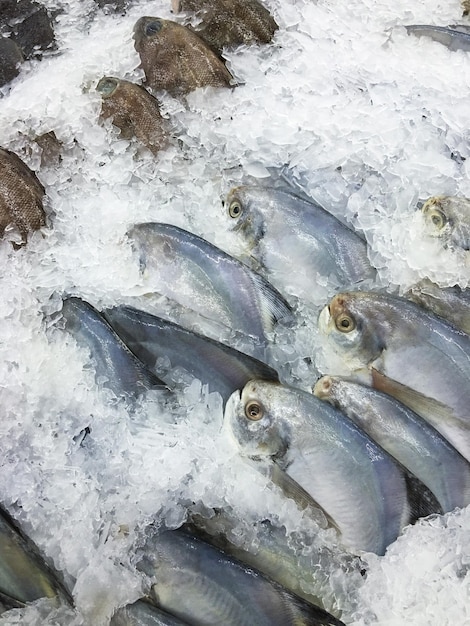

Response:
(340, 319), (350, 328)
(145, 21), (162, 36)
(245, 402), (263, 421)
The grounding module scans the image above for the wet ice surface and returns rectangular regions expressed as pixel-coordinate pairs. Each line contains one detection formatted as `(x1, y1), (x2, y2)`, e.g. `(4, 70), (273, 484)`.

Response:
(0, 0), (469, 623)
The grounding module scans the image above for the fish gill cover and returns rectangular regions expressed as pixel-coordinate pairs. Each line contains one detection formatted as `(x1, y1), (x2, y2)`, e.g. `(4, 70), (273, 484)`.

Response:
(0, 0), (469, 624)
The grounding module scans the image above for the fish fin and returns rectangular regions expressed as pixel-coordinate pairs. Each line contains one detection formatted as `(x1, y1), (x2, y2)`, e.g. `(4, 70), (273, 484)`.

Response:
(278, 590), (346, 626)
(250, 273), (294, 330)
(402, 468), (443, 524)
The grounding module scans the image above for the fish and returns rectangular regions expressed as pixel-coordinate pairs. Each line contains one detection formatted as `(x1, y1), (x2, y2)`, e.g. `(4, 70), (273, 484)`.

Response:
(0, 37), (24, 87)
(133, 17), (233, 96)
(96, 77), (169, 155)
(61, 297), (168, 399)
(0, 147), (46, 244)
(420, 195), (470, 250)
(0, 0), (55, 60)
(110, 600), (188, 625)
(464, 0), (470, 16)
(102, 305), (279, 406)
(225, 186), (375, 301)
(127, 223), (293, 360)
(318, 291), (470, 462)
(224, 380), (441, 555)
(406, 279), (470, 335)
(136, 527), (346, 625)
(313, 375), (470, 512)
(405, 25), (470, 52)
(171, 0), (278, 53)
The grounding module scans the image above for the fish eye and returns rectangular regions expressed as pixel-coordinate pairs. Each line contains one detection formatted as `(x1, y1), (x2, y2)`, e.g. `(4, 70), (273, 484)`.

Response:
(145, 20), (163, 36)
(96, 77), (118, 97)
(427, 208), (446, 230)
(335, 313), (356, 333)
(228, 200), (242, 219)
(245, 401), (264, 421)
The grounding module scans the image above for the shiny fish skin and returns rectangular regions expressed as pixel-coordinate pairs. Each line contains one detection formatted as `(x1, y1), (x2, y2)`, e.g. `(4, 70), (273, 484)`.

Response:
(0, 148), (45, 244)
(127, 223), (293, 360)
(97, 77), (169, 155)
(172, 0), (278, 52)
(421, 195), (470, 250)
(314, 375), (470, 512)
(133, 17), (233, 96)
(61, 298), (168, 398)
(103, 305), (279, 406)
(136, 528), (346, 625)
(405, 25), (470, 51)
(319, 291), (470, 462)
(225, 186), (375, 299)
(110, 600), (189, 626)
(406, 279), (470, 335)
(224, 381), (440, 555)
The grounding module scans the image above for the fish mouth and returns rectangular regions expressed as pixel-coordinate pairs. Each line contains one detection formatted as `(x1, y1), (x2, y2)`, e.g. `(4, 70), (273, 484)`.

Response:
(312, 375), (333, 399)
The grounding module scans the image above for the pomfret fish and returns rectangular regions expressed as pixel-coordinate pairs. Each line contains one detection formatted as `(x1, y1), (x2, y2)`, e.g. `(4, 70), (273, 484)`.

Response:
(319, 291), (470, 461)
(127, 223), (293, 360)
(136, 527), (346, 625)
(62, 298), (168, 398)
(111, 600), (188, 625)
(314, 375), (470, 512)
(103, 305), (279, 406)
(224, 380), (441, 555)
(96, 77), (169, 155)
(172, 0), (278, 52)
(133, 17), (233, 95)
(0, 148), (45, 244)
(225, 186), (375, 300)
(405, 25), (470, 51)
(406, 279), (470, 335)
(421, 195), (470, 250)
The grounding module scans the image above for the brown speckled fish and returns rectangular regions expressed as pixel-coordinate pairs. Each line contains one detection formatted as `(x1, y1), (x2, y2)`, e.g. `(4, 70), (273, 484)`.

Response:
(0, 148), (45, 244)
(172, 0), (278, 52)
(133, 17), (233, 96)
(97, 77), (169, 155)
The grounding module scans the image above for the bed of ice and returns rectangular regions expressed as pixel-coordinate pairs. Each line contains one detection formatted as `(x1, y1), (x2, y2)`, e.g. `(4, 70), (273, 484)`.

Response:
(0, 0), (469, 624)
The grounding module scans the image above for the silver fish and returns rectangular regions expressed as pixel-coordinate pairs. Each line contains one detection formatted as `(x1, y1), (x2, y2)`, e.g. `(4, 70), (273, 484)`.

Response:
(314, 375), (470, 512)
(406, 279), (470, 335)
(127, 223), (293, 360)
(110, 600), (188, 625)
(421, 195), (470, 250)
(405, 25), (470, 51)
(136, 527), (346, 625)
(224, 380), (441, 555)
(103, 305), (279, 406)
(225, 186), (375, 300)
(319, 291), (470, 462)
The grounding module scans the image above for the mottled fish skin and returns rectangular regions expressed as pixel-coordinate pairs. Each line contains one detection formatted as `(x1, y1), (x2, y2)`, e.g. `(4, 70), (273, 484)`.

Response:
(136, 528), (346, 626)
(110, 600), (189, 626)
(172, 0), (278, 52)
(133, 17), (233, 96)
(127, 223), (293, 360)
(97, 77), (169, 155)
(314, 375), (470, 513)
(0, 37), (24, 87)
(0, 148), (45, 244)
(406, 279), (470, 335)
(318, 291), (470, 461)
(225, 186), (375, 299)
(421, 195), (470, 250)
(405, 25), (470, 51)
(224, 381), (440, 555)
(62, 298), (168, 398)
(103, 305), (279, 406)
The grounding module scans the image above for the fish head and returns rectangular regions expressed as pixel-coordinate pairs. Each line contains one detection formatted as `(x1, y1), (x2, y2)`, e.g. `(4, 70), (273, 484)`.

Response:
(421, 196), (453, 244)
(133, 16), (166, 58)
(223, 381), (290, 461)
(225, 186), (266, 250)
(318, 292), (386, 371)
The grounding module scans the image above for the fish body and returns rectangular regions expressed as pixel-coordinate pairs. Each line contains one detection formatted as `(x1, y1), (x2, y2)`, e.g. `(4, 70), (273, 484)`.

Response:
(111, 600), (188, 625)
(406, 279), (470, 335)
(0, 148), (45, 243)
(62, 298), (167, 398)
(0, 37), (24, 87)
(319, 291), (470, 461)
(0, 1), (55, 60)
(136, 528), (345, 625)
(225, 186), (374, 299)
(172, 0), (278, 52)
(103, 305), (279, 405)
(224, 380), (440, 555)
(127, 223), (293, 359)
(421, 195), (470, 250)
(314, 375), (470, 512)
(97, 77), (169, 155)
(133, 17), (233, 95)
(405, 25), (470, 51)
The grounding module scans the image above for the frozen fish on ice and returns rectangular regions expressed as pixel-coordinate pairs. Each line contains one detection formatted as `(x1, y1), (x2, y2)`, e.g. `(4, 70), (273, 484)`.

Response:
(406, 279), (470, 335)
(0, 37), (24, 87)
(405, 25), (470, 51)
(97, 77), (169, 155)
(314, 375), (470, 512)
(224, 381), (441, 555)
(421, 195), (470, 250)
(172, 0), (278, 52)
(0, 0), (55, 60)
(133, 17), (233, 96)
